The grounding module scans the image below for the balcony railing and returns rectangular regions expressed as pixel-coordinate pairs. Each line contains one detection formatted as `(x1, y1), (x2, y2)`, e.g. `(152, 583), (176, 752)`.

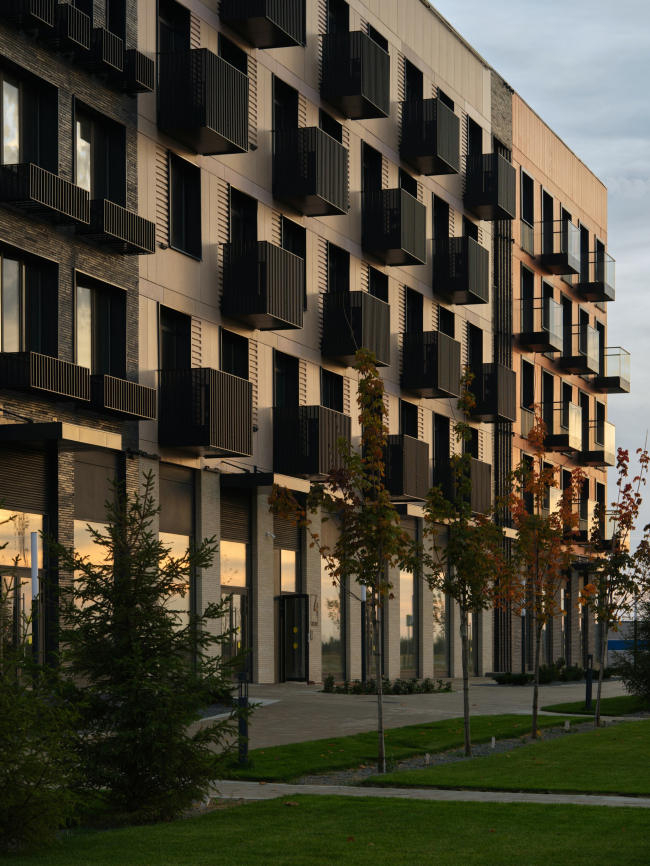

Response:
(39, 2), (90, 52)
(76, 200), (155, 255)
(576, 252), (616, 302)
(541, 486), (562, 519)
(221, 241), (303, 330)
(75, 27), (123, 74)
(321, 290), (390, 367)
(273, 405), (351, 479)
(384, 434), (429, 501)
(518, 296), (563, 353)
(0, 351), (90, 401)
(580, 420), (615, 467)
(558, 324), (600, 375)
(158, 49), (249, 155)
(91, 375), (157, 420)
(432, 456), (492, 515)
(541, 402), (582, 452)
(433, 236), (489, 305)
(159, 368), (253, 456)
(576, 498), (596, 541)
(521, 407), (534, 440)
(3, 0), (54, 29)
(401, 331), (461, 398)
(220, 0), (304, 48)
(0, 163), (89, 225)
(110, 49), (155, 94)
(592, 347), (630, 394)
(467, 363), (516, 423)
(464, 153), (516, 221)
(273, 127), (348, 217)
(320, 31), (390, 119)
(537, 220), (581, 275)
(362, 189), (426, 266)
(520, 219), (534, 256)
(400, 98), (460, 176)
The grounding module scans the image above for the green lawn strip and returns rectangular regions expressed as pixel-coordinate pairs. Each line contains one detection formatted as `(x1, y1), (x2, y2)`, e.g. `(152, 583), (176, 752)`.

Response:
(541, 695), (649, 716)
(222, 714), (582, 782)
(362, 720), (650, 797)
(8, 797), (650, 866)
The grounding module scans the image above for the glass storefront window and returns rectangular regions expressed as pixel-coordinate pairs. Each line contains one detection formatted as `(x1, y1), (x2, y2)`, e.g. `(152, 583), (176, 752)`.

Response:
(321, 562), (344, 680)
(432, 590), (448, 676)
(221, 540), (247, 588)
(400, 570), (416, 677)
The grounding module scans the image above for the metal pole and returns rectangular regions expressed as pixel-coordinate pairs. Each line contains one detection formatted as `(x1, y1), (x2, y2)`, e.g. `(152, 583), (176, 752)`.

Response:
(238, 672), (249, 764)
(585, 653), (593, 710)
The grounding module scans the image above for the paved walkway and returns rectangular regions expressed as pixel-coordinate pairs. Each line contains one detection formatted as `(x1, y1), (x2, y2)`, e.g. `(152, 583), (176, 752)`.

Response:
(243, 679), (628, 749)
(212, 779), (650, 809)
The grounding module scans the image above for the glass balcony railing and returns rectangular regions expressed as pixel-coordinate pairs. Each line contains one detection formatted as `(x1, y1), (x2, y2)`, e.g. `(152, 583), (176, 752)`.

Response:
(581, 420), (616, 467)
(577, 252), (615, 302)
(520, 219), (534, 256)
(593, 347), (631, 393)
(521, 407), (534, 439)
(542, 485), (562, 518)
(559, 323), (600, 374)
(541, 401), (582, 452)
(519, 296), (563, 352)
(578, 498), (596, 536)
(537, 219), (581, 275)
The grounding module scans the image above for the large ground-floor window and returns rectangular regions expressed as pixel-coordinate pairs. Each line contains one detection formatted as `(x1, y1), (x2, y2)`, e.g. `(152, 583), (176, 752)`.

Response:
(321, 562), (344, 681)
(220, 539), (249, 674)
(432, 590), (448, 676)
(400, 570), (417, 677)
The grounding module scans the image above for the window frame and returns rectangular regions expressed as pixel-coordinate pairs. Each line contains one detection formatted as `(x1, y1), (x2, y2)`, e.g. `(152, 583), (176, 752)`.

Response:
(168, 152), (202, 260)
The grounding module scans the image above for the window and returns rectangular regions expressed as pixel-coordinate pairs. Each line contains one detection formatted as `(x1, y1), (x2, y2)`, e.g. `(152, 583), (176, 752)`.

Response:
(437, 89), (454, 111)
(229, 188), (257, 244)
(273, 77), (298, 131)
(327, 243), (349, 294)
(169, 154), (201, 258)
(158, 0), (190, 52)
(399, 168), (417, 199)
(362, 142), (382, 192)
(433, 195), (449, 241)
(221, 329), (249, 380)
(74, 106), (126, 205)
(464, 427), (479, 459)
(76, 278), (126, 377)
(400, 569), (416, 676)
(438, 306), (454, 338)
(281, 216), (307, 308)
(579, 225), (590, 283)
(159, 305), (191, 370)
(319, 109), (342, 143)
(400, 400), (418, 438)
(404, 59), (423, 103)
(434, 413), (450, 460)
(405, 288), (423, 334)
(321, 369), (343, 413)
(0, 68), (57, 172)
(521, 170), (534, 226)
(521, 360), (534, 409)
(368, 267), (388, 303)
(106, 0), (126, 40)
(274, 351), (299, 407)
(0, 253), (55, 356)
(467, 324), (483, 366)
(463, 215), (478, 242)
(327, 0), (348, 34)
(367, 24), (388, 51)
(218, 33), (248, 75)
(467, 117), (482, 157)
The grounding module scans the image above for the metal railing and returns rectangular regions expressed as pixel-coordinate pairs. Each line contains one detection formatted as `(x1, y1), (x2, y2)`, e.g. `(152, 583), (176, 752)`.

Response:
(77, 200), (155, 254)
(362, 188), (427, 265)
(598, 347), (630, 383)
(521, 407), (535, 440)
(321, 290), (391, 367)
(520, 219), (534, 256)
(432, 457), (492, 515)
(467, 362), (517, 423)
(401, 330), (461, 398)
(3, 0), (54, 27)
(42, 2), (90, 51)
(542, 401), (582, 451)
(537, 219), (581, 274)
(0, 163), (89, 224)
(433, 236), (489, 305)
(582, 420), (615, 466)
(464, 153), (516, 221)
(111, 48), (155, 94)
(519, 296), (563, 351)
(577, 251), (616, 301)
(561, 323), (600, 373)
(220, 0), (304, 47)
(273, 405), (351, 478)
(578, 498), (596, 535)
(400, 98), (460, 175)
(384, 434), (429, 501)
(0, 351), (90, 400)
(273, 127), (349, 216)
(91, 374), (157, 420)
(320, 31), (390, 118)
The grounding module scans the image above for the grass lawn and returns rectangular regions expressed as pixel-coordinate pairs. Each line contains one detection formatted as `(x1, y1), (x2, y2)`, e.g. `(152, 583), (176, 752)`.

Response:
(363, 720), (650, 796)
(224, 714), (583, 782)
(7, 796), (650, 866)
(542, 695), (649, 716)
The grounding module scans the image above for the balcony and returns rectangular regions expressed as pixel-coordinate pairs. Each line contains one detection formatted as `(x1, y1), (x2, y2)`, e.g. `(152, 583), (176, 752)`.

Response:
(2, 0), (54, 29)
(220, 0), (304, 48)
(518, 296), (563, 353)
(320, 31), (390, 119)
(110, 49), (155, 94)
(321, 291), (390, 367)
(0, 352), (90, 401)
(273, 127), (348, 217)
(400, 98), (460, 176)
(158, 368), (253, 457)
(75, 27), (123, 74)
(39, 2), (90, 52)
(541, 486), (562, 519)
(600, 511), (620, 551)
(464, 153), (516, 221)
(362, 189), (426, 267)
(401, 331), (461, 398)
(221, 241), (303, 330)
(76, 200), (155, 255)
(541, 402), (582, 452)
(384, 435), (429, 502)
(575, 498), (596, 543)
(90, 375), (157, 420)
(158, 49), (249, 155)
(520, 219), (535, 256)
(0, 163), (89, 225)
(557, 324), (600, 375)
(432, 457), (492, 514)
(592, 347), (630, 394)
(433, 236), (489, 305)
(537, 220), (581, 275)
(580, 420), (615, 467)
(576, 252), (616, 302)
(521, 407), (535, 440)
(273, 405), (351, 479)
(468, 363), (516, 424)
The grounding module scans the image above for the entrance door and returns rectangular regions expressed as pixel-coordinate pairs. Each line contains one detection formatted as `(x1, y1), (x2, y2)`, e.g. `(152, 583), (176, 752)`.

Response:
(222, 591), (250, 677)
(280, 594), (308, 681)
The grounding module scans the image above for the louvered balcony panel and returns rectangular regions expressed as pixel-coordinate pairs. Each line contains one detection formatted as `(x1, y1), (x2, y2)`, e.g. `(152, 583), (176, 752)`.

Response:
(401, 331), (461, 398)
(433, 457), (492, 514)
(433, 236), (489, 304)
(39, 2), (90, 51)
(385, 434), (429, 501)
(464, 153), (516, 221)
(75, 27), (123, 73)
(321, 31), (389, 119)
(468, 362), (516, 423)
(273, 127), (348, 216)
(220, 0), (304, 48)
(321, 291), (390, 367)
(3, 0), (54, 29)
(400, 98), (460, 176)
(91, 375), (157, 420)
(0, 163), (89, 225)
(110, 48), (155, 94)
(0, 352), (90, 400)
(273, 405), (351, 479)
(77, 200), (155, 254)
(362, 188), (426, 266)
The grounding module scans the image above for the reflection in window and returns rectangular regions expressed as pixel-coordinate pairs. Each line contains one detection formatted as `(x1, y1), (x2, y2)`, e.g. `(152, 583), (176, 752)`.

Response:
(75, 116), (92, 193)
(321, 561), (344, 680)
(2, 78), (19, 165)
(160, 531), (192, 630)
(1, 257), (21, 352)
(0, 510), (43, 568)
(220, 540), (247, 587)
(73, 520), (109, 565)
(76, 285), (92, 371)
(400, 570), (416, 676)
(432, 589), (448, 676)
(280, 549), (297, 593)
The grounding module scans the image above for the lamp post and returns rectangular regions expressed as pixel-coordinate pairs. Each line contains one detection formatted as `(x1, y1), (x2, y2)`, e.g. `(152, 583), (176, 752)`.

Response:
(238, 671), (249, 764)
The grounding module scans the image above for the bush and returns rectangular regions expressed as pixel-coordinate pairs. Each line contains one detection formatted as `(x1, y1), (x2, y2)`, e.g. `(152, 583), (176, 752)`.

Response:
(613, 600), (650, 705)
(321, 677), (452, 695)
(492, 672), (534, 686)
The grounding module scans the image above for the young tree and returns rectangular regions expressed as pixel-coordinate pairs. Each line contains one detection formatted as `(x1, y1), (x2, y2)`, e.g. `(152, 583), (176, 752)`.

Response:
(421, 372), (510, 757)
(507, 408), (585, 739)
(50, 474), (248, 823)
(269, 349), (419, 774)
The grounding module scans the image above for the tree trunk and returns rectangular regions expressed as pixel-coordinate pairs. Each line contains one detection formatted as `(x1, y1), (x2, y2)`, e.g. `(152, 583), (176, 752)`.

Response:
(595, 622), (608, 727)
(531, 621), (542, 740)
(460, 607), (471, 757)
(374, 598), (386, 774)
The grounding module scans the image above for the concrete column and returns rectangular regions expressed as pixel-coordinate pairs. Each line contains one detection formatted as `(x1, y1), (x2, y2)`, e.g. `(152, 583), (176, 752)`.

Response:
(251, 486), (275, 683)
(383, 563), (401, 680)
(345, 575), (362, 681)
(304, 508), (322, 684)
(194, 469), (221, 653)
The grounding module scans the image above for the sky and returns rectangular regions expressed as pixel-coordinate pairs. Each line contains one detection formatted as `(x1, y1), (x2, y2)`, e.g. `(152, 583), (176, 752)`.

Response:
(430, 0), (650, 542)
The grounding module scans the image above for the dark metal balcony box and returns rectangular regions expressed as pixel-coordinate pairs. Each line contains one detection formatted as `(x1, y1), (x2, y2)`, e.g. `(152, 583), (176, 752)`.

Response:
(362, 188), (426, 267)
(3, 0), (54, 30)
(110, 49), (155, 94)
(401, 331), (461, 398)
(384, 434), (429, 501)
(320, 31), (389, 119)
(0, 352), (90, 401)
(273, 405), (351, 479)
(76, 200), (155, 255)
(400, 98), (460, 176)
(273, 127), (348, 217)
(159, 368), (253, 457)
(464, 153), (516, 222)
(39, 1), (90, 52)
(220, 0), (304, 48)
(222, 241), (303, 330)
(468, 363), (516, 424)
(432, 457), (492, 515)
(0, 163), (90, 225)
(158, 49), (249, 155)
(321, 290), (390, 367)
(75, 27), (123, 74)
(90, 375), (157, 420)
(433, 237), (489, 305)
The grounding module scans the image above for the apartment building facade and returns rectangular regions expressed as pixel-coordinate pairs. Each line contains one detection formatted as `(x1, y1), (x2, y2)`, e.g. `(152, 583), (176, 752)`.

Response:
(0, 0), (625, 681)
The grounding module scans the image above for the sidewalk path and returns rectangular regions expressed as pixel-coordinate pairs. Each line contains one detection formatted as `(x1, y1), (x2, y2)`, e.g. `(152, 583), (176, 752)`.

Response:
(211, 779), (650, 810)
